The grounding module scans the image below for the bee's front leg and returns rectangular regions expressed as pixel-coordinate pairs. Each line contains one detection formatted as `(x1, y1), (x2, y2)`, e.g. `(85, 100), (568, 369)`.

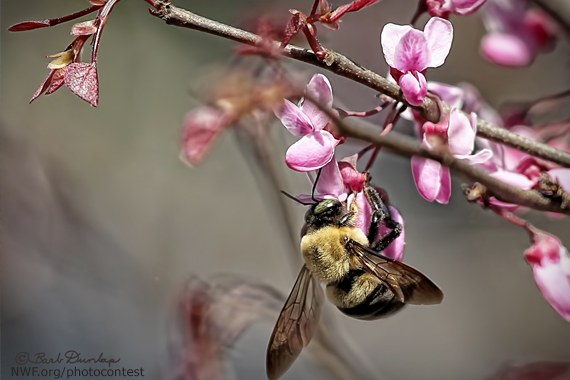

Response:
(364, 186), (402, 253)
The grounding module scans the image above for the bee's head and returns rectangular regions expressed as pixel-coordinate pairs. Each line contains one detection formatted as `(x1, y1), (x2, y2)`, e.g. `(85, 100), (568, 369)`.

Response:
(305, 198), (344, 226)
(313, 198), (342, 216)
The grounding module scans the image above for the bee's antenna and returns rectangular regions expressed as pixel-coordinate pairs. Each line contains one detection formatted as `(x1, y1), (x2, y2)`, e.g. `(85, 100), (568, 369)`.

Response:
(280, 191), (313, 205)
(311, 168), (322, 202)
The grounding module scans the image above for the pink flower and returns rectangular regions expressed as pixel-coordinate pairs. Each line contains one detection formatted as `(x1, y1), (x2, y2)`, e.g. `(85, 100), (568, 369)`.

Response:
(338, 154), (367, 193)
(524, 232), (570, 321)
(314, 158), (350, 201)
(275, 74), (340, 171)
(481, 0), (557, 67)
(411, 109), (492, 203)
(305, 154), (366, 202)
(381, 17), (453, 106)
(181, 106), (233, 167)
(475, 124), (570, 211)
(427, 82), (465, 109)
(424, 0), (486, 17)
(456, 82), (504, 127)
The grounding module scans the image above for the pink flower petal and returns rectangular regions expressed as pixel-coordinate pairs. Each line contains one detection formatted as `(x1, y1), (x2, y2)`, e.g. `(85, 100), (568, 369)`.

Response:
(181, 107), (230, 166)
(448, 109), (475, 155)
(315, 159), (345, 199)
(481, 33), (534, 67)
(424, 17), (453, 68)
(394, 29), (429, 72)
(339, 154), (366, 192)
(490, 170), (534, 189)
(458, 82), (504, 127)
(524, 8), (557, 50)
(381, 205), (405, 261)
(301, 74), (333, 131)
(411, 156), (442, 202)
(428, 81), (464, 108)
(304, 73), (333, 108)
(456, 148), (493, 165)
(482, 0), (526, 34)
(285, 130), (339, 172)
(526, 239), (570, 321)
(352, 191), (373, 234)
(400, 71), (427, 106)
(452, 0), (487, 15)
(380, 24), (414, 68)
(275, 99), (314, 136)
(435, 166), (451, 204)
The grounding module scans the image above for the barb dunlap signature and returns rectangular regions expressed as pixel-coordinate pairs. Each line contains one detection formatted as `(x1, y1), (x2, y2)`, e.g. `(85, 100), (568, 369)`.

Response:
(15, 350), (120, 367)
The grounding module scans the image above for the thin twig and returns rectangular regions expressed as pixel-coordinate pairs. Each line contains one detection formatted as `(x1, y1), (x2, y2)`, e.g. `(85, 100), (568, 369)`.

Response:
(147, 1), (570, 168)
(8, 5), (102, 31)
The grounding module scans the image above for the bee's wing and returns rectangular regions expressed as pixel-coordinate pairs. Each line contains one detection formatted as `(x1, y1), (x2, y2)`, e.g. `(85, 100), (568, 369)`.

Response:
(348, 240), (443, 305)
(266, 265), (324, 380)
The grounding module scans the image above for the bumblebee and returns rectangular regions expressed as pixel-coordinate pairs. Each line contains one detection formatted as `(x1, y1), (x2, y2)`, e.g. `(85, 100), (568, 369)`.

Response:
(267, 186), (443, 379)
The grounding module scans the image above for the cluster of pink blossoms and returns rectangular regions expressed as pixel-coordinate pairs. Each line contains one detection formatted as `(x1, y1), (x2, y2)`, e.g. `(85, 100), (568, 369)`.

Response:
(480, 0), (558, 67)
(165, 1), (570, 323)
(274, 73), (405, 261)
(272, 12), (569, 321)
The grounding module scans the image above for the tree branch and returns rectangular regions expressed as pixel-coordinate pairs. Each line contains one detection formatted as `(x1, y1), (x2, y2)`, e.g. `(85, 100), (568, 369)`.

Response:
(298, 92), (569, 214)
(337, 119), (570, 215)
(147, 1), (570, 169)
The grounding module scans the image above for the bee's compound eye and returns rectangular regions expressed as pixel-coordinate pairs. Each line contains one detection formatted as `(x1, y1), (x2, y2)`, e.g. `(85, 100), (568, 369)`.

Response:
(314, 199), (340, 215)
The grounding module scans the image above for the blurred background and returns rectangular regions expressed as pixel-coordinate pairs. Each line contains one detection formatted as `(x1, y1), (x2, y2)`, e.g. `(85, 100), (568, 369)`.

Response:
(2, 1), (570, 379)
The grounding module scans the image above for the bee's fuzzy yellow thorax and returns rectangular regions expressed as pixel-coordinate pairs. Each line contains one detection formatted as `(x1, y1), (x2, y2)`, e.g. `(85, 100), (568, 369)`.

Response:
(300, 225), (369, 283)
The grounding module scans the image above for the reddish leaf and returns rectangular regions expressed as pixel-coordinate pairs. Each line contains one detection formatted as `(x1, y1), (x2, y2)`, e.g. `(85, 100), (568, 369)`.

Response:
(45, 69), (66, 95)
(64, 63), (99, 106)
(30, 70), (57, 103)
(327, 0), (380, 23)
(8, 21), (51, 32)
(29, 68), (68, 103)
(71, 20), (98, 36)
(281, 12), (306, 47)
(9, 6), (102, 32)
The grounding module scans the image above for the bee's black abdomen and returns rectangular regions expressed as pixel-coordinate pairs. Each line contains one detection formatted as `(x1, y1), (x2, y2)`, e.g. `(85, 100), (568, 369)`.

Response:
(337, 282), (405, 320)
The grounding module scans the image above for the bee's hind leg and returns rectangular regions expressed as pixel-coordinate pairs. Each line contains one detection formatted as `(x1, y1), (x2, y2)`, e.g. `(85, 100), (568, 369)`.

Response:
(364, 186), (402, 253)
